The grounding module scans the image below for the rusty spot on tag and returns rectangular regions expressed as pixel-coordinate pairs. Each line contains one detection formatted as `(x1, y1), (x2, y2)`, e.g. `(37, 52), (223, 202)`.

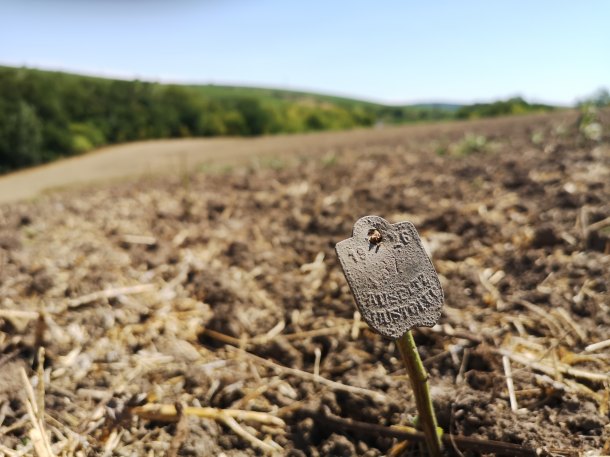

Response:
(336, 216), (444, 339)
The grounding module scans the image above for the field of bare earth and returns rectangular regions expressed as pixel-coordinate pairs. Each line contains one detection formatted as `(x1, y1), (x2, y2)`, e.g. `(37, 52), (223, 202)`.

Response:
(0, 110), (608, 456)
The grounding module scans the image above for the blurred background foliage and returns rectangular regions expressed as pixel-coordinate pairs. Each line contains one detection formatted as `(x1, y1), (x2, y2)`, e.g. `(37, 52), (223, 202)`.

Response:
(455, 97), (555, 119)
(0, 65), (575, 173)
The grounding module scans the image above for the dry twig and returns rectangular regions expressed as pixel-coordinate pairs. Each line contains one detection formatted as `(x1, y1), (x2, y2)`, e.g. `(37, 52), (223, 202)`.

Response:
(219, 412), (282, 454)
(132, 403), (284, 455)
(301, 408), (541, 457)
(65, 283), (155, 309)
(585, 339), (610, 353)
(226, 345), (387, 401)
(131, 403), (285, 427)
(502, 355), (518, 412)
(499, 349), (609, 383)
(20, 368), (54, 457)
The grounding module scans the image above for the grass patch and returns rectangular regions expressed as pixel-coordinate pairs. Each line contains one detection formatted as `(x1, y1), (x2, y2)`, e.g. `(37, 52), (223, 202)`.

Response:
(451, 133), (489, 156)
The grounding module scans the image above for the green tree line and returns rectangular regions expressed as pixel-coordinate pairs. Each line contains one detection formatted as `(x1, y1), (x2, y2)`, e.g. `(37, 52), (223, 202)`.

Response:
(455, 97), (555, 119)
(0, 66), (556, 173)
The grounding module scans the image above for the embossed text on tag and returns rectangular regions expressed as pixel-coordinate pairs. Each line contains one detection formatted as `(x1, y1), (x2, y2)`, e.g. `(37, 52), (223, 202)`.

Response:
(336, 216), (444, 338)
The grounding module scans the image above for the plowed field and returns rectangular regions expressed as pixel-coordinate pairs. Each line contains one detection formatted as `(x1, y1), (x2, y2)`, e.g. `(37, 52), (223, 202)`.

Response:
(0, 110), (608, 456)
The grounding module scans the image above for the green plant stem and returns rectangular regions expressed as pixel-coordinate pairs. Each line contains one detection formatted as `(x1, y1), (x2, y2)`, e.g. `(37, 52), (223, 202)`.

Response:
(396, 330), (443, 457)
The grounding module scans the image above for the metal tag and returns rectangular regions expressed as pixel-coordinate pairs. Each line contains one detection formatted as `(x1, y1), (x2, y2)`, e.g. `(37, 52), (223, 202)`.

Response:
(336, 216), (444, 339)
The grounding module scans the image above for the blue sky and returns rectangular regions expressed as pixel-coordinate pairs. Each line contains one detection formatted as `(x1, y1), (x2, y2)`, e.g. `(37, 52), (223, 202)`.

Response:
(1, 1), (608, 105)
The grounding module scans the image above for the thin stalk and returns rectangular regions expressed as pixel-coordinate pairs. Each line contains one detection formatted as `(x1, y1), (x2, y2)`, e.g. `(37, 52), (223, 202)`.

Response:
(396, 330), (443, 457)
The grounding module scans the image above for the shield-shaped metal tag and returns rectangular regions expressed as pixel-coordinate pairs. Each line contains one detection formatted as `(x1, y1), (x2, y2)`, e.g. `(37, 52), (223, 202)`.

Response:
(336, 216), (444, 339)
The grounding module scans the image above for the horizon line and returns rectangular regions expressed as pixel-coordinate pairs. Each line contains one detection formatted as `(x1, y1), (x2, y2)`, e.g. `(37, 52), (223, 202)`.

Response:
(1, 60), (580, 108)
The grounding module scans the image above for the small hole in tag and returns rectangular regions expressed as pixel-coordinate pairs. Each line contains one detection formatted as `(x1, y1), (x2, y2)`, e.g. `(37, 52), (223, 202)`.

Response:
(367, 229), (382, 245)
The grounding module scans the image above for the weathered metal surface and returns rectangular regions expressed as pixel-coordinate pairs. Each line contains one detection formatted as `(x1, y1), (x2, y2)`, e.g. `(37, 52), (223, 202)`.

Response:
(336, 216), (444, 339)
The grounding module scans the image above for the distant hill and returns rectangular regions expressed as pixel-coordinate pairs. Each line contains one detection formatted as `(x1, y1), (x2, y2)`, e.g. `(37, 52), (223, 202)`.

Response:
(411, 103), (463, 111)
(189, 84), (384, 108)
(186, 83), (463, 124)
(0, 65), (556, 173)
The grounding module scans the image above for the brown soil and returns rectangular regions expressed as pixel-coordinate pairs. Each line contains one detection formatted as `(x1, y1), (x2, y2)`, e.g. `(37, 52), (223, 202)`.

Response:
(0, 111), (609, 456)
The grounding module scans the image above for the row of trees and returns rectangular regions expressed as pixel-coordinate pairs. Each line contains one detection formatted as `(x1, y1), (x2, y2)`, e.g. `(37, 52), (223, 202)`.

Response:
(455, 97), (555, 119)
(0, 66), (558, 173)
(0, 67), (384, 172)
